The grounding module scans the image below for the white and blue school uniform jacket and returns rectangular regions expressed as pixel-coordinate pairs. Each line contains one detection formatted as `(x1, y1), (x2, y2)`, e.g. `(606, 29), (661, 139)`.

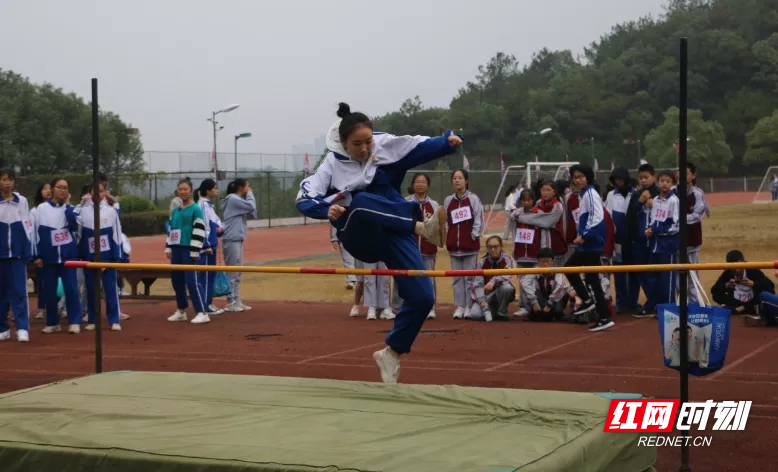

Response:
(0, 192), (34, 260)
(648, 193), (680, 255)
(605, 188), (631, 257)
(198, 198), (223, 250)
(295, 121), (458, 219)
(76, 200), (123, 262)
(33, 200), (80, 264)
(576, 185), (607, 253)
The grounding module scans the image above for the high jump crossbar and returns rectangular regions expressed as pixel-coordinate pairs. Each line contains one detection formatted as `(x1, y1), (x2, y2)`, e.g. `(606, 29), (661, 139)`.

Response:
(65, 260), (778, 277)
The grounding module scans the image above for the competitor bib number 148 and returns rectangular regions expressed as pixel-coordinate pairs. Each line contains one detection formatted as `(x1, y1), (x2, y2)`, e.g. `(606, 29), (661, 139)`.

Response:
(515, 228), (535, 243)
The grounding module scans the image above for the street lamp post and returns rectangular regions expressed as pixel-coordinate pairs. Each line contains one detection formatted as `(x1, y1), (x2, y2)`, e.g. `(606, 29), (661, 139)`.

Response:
(234, 132), (252, 176)
(207, 103), (240, 177)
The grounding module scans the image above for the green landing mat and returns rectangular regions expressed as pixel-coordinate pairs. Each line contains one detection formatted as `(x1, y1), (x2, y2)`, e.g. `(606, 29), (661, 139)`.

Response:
(0, 371), (656, 472)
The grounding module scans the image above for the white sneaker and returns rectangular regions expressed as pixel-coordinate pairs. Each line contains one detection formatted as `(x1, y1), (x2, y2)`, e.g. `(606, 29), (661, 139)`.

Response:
(168, 310), (188, 322)
(373, 347), (400, 384)
(208, 304), (224, 315)
(190, 313), (210, 324)
(120, 313), (130, 320)
(68, 324), (80, 334)
(0, 330), (10, 341)
(453, 306), (465, 319)
(237, 301), (252, 311)
(35, 310), (44, 319)
(427, 310), (436, 319)
(84, 324), (96, 331)
(380, 308), (395, 320)
(366, 307), (377, 320)
(224, 302), (244, 312)
(463, 306), (472, 319)
(513, 308), (529, 318)
(349, 305), (360, 317)
(111, 323), (121, 331)
(483, 309), (493, 322)
(16, 330), (29, 343)
(420, 207), (446, 248)
(41, 325), (61, 334)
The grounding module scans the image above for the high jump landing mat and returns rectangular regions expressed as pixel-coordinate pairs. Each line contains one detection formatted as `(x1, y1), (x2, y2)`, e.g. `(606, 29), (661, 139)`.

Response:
(0, 371), (656, 472)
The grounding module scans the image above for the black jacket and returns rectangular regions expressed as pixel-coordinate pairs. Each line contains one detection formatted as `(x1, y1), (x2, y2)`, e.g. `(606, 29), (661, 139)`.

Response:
(711, 269), (775, 305)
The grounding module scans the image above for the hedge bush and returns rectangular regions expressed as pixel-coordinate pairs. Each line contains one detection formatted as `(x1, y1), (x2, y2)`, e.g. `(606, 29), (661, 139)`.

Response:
(120, 211), (169, 237)
(120, 195), (156, 213)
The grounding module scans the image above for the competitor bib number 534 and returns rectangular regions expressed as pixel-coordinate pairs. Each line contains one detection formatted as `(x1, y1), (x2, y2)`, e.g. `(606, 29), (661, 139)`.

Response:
(515, 228), (535, 244)
(88, 235), (111, 254)
(450, 206), (472, 224)
(51, 229), (72, 247)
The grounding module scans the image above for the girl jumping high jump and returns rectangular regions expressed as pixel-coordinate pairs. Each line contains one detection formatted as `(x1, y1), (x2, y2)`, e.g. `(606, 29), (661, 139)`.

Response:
(296, 102), (461, 384)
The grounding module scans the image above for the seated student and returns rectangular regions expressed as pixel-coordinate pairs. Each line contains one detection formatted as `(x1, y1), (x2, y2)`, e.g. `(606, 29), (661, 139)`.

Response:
(468, 235), (516, 322)
(749, 271), (778, 326)
(519, 248), (569, 322)
(712, 250), (775, 315)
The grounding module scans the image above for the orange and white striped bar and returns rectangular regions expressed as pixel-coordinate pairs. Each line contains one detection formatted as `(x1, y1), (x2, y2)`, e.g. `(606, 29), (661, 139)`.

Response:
(64, 260), (778, 277)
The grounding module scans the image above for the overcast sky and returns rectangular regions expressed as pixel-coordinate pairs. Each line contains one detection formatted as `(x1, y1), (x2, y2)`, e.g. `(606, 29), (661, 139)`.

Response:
(1, 0), (667, 156)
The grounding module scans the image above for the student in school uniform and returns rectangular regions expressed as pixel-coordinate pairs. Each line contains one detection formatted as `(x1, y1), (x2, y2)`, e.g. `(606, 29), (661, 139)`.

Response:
(627, 164), (660, 318)
(30, 182), (51, 320)
(392, 173), (439, 319)
(513, 180), (567, 265)
(331, 225), (357, 290)
(165, 178), (209, 324)
(751, 270), (778, 326)
(76, 183), (123, 332)
(34, 178), (83, 334)
(712, 250), (775, 315)
(0, 169), (32, 342)
(519, 248), (569, 322)
(468, 235), (516, 322)
(684, 162), (708, 304)
(196, 179), (225, 315)
(564, 164), (614, 332)
(221, 178), (257, 312)
(645, 170), (681, 307)
(508, 189), (542, 317)
(606, 167), (641, 313)
(444, 169), (484, 319)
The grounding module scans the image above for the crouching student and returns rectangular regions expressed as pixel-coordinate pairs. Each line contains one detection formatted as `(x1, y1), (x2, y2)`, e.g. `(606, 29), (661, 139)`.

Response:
(519, 248), (569, 322)
(712, 250), (775, 315)
(76, 184), (123, 331)
(468, 236), (516, 322)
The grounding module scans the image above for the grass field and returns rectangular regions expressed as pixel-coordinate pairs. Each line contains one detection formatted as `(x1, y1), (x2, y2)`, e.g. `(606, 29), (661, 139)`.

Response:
(148, 203), (778, 306)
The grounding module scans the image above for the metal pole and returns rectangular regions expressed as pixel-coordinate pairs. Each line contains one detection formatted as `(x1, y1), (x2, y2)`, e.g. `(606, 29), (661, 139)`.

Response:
(90, 78), (103, 374)
(591, 137), (595, 165)
(234, 136), (238, 175)
(638, 140), (642, 163)
(212, 111), (218, 178)
(677, 36), (691, 472)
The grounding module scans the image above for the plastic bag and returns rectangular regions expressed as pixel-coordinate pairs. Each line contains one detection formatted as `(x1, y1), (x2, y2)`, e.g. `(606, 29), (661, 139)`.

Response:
(56, 278), (64, 298)
(213, 271), (231, 297)
(656, 272), (731, 377)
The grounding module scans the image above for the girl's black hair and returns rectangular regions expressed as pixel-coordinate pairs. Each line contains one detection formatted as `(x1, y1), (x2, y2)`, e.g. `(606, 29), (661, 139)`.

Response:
(569, 164), (595, 187)
(34, 182), (50, 206)
(504, 185), (516, 197)
(407, 172), (431, 195)
(226, 178), (248, 197)
(80, 184), (90, 197)
(451, 169), (469, 190)
(198, 178), (217, 198)
(539, 179), (558, 198)
(0, 168), (15, 181)
(518, 188), (535, 204)
(337, 102), (373, 143)
(554, 179), (568, 198)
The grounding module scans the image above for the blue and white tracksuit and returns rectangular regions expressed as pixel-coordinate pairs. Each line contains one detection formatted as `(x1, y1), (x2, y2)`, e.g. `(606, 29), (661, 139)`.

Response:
(605, 188), (639, 309)
(0, 193), (33, 334)
(33, 200), (82, 327)
(648, 193), (680, 305)
(198, 198), (223, 309)
(296, 123), (458, 354)
(76, 200), (124, 325)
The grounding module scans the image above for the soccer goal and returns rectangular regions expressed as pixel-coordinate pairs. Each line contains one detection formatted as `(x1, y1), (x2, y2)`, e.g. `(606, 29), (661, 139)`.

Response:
(753, 166), (778, 203)
(484, 161), (578, 231)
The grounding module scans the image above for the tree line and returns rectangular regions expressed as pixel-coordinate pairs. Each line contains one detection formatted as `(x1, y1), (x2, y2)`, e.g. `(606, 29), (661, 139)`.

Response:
(372, 0), (778, 175)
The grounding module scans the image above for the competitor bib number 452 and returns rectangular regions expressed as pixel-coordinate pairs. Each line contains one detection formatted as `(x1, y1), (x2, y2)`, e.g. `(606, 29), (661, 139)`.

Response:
(88, 235), (111, 254)
(450, 206), (472, 224)
(51, 229), (72, 247)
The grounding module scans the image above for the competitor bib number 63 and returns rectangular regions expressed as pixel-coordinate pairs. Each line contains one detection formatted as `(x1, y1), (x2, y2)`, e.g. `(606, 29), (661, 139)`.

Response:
(88, 235), (111, 254)
(450, 206), (472, 224)
(51, 229), (72, 247)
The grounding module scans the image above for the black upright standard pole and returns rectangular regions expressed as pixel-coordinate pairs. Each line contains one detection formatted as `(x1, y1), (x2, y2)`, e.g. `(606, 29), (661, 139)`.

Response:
(91, 78), (103, 374)
(677, 38), (691, 472)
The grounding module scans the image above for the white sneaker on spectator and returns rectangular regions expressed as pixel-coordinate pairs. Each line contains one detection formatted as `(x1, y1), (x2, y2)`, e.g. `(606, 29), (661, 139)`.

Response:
(167, 310), (187, 322)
